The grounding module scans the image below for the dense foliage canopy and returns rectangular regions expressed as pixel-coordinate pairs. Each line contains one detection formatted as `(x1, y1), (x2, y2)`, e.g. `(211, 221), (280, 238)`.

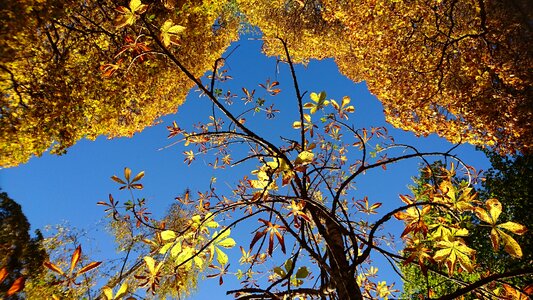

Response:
(1, 0), (531, 167)
(1, 0), (532, 299)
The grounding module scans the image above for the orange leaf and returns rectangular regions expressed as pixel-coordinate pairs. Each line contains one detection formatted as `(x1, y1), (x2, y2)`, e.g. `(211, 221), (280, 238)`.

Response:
(77, 261), (102, 275)
(44, 261), (64, 275)
(111, 175), (126, 185)
(70, 245), (82, 274)
(7, 277), (25, 296)
(0, 267), (7, 283)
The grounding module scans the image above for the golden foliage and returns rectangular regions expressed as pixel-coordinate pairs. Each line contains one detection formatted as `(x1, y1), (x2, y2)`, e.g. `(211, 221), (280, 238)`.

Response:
(239, 0), (532, 154)
(2, 0), (530, 167)
(1, 0), (239, 167)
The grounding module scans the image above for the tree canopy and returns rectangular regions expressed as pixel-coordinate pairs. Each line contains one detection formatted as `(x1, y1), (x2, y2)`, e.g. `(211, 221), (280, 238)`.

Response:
(1, 0), (531, 168)
(1, 0), (532, 299)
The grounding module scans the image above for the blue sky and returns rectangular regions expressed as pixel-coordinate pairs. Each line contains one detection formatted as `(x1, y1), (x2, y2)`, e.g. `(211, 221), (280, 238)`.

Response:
(0, 38), (491, 298)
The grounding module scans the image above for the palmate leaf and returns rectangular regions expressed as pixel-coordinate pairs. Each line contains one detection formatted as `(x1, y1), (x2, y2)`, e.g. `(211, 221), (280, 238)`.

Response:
(433, 239), (475, 276)
(114, 0), (148, 29)
(160, 20), (186, 47)
(476, 198), (527, 257)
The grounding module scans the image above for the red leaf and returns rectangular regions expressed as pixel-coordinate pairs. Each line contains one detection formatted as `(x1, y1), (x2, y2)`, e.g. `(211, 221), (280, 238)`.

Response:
(250, 230), (266, 250)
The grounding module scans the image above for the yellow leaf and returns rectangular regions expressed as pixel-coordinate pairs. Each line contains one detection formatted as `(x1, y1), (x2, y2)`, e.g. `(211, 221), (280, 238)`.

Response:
(215, 247), (228, 266)
(115, 282), (128, 299)
(474, 207), (493, 225)
(129, 0), (147, 14)
(161, 230), (176, 241)
(498, 221), (527, 235)
(103, 286), (113, 300)
(498, 229), (523, 258)
(486, 198), (502, 222)
(295, 150), (314, 165)
(170, 243), (182, 257)
(124, 167), (131, 182)
(143, 256), (155, 275)
(160, 20), (186, 47)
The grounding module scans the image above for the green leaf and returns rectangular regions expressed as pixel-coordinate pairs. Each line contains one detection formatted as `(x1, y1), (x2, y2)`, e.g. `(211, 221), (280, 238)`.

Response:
(284, 259), (293, 273)
(273, 266), (286, 277)
(295, 267), (309, 279)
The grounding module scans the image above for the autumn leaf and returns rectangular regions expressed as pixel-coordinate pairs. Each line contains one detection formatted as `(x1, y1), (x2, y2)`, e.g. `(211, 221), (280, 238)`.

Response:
(77, 261), (102, 276)
(160, 20), (186, 47)
(475, 198), (527, 257)
(304, 91), (329, 114)
(6, 277), (25, 296)
(433, 239), (476, 276)
(44, 261), (64, 276)
(115, 0), (148, 29)
(0, 267), (7, 283)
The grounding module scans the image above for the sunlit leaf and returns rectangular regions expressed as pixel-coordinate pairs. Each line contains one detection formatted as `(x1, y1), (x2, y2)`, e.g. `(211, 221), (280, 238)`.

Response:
(103, 286), (113, 300)
(77, 261), (102, 275)
(215, 247), (228, 266)
(124, 167), (131, 182)
(131, 171), (145, 183)
(111, 175), (126, 185)
(498, 229), (523, 258)
(294, 150), (314, 165)
(161, 230), (176, 241)
(498, 222), (528, 235)
(0, 267), (7, 283)
(44, 261), (64, 276)
(70, 245), (82, 274)
(6, 277), (25, 296)
(160, 20), (186, 47)
(115, 282), (128, 299)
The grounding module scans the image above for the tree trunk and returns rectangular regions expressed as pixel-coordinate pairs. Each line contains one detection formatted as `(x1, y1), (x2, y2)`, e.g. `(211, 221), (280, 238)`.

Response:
(324, 218), (363, 300)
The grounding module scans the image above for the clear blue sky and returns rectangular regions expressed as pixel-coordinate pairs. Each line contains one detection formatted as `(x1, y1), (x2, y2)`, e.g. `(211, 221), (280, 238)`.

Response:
(0, 38), (490, 299)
